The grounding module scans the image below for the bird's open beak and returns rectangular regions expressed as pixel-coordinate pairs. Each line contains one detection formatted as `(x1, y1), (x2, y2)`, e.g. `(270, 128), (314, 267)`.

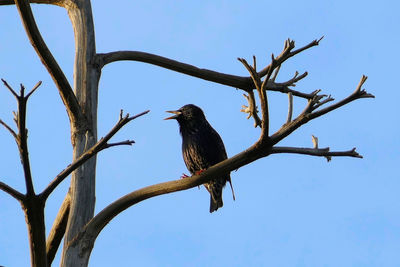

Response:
(164, 110), (181, 120)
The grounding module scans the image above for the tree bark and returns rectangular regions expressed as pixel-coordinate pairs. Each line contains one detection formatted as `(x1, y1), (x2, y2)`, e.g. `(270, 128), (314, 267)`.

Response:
(60, 0), (100, 266)
(23, 197), (47, 267)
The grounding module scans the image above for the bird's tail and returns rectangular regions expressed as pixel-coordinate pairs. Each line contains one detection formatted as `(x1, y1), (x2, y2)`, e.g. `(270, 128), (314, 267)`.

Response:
(228, 177), (236, 201)
(207, 180), (224, 213)
(209, 193), (223, 213)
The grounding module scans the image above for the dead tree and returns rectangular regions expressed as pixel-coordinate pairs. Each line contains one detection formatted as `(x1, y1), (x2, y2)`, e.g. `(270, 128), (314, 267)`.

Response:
(0, 0), (373, 266)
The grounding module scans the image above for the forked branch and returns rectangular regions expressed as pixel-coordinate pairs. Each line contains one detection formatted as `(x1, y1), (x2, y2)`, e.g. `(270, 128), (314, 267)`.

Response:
(40, 110), (150, 200)
(1, 79), (42, 196)
(270, 75), (374, 146)
(95, 38), (322, 98)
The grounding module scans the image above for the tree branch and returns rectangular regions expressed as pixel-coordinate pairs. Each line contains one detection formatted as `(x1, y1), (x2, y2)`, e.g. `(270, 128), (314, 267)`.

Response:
(103, 140), (135, 149)
(240, 91), (261, 127)
(1, 80), (41, 196)
(46, 193), (71, 265)
(40, 110), (149, 200)
(270, 75), (374, 146)
(72, 144), (264, 254)
(12, 0), (85, 125)
(0, 119), (17, 139)
(0, 0), (64, 5)
(95, 38), (321, 98)
(238, 57), (271, 136)
(271, 146), (362, 160)
(309, 75), (373, 119)
(0, 181), (25, 201)
(286, 92), (293, 124)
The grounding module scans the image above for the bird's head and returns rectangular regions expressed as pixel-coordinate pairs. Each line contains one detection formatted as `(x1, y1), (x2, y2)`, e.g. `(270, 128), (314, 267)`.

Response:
(165, 104), (207, 130)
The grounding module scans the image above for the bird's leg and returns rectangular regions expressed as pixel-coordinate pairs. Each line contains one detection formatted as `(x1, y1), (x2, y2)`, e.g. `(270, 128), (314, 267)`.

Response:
(195, 169), (205, 175)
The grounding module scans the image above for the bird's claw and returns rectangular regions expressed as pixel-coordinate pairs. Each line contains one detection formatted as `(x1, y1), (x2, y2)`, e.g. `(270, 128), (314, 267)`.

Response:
(181, 173), (190, 179)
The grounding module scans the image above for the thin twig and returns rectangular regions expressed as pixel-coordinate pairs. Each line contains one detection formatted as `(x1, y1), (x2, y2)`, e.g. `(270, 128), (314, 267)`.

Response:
(103, 140), (135, 149)
(279, 71), (308, 87)
(271, 76), (373, 146)
(238, 58), (261, 90)
(0, 119), (17, 139)
(271, 64), (281, 82)
(312, 94), (335, 111)
(310, 75), (373, 119)
(240, 92), (262, 127)
(311, 135), (318, 149)
(1, 79), (19, 98)
(270, 146), (362, 159)
(286, 92), (293, 124)
(25, 81), (42, 99)
(257, 37), (322, 79)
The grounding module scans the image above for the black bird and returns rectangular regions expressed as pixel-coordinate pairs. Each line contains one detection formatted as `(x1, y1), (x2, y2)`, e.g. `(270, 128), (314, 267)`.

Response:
(165, 104), (235, 212)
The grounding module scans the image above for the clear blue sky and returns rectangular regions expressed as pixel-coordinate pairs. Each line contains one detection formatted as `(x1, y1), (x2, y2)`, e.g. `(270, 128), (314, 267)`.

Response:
(0, 1), (399, 266)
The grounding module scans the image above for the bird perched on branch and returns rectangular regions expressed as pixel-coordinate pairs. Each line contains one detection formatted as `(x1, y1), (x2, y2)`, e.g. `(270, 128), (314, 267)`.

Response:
(165, 104), (235, 213)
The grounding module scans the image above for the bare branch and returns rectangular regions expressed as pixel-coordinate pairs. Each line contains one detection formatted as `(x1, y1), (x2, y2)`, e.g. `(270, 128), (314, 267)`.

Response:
(311, 94), (334, 111)
(1, 79), (19, 99)
(309, 75), (374, 120)
(239, 56), (270, 136)
(25, 80), (42, 99)
(103, 140), (135, 149)
(237, 58), (261, 90)
(12, 0), (85, 125)
(257, 37), (322, 79)
(98, 51), (255, 91)
(270, 146), (362, 160)
(268, 83), (316, 99)
(240, 92), (261, 127)
(311, 135), (319, 149)
(0, 0), (64, 6)
(279, 71), (308, 87)
(96, 40), (320, 99)
(2, 81), (39, 196)
(271, 64), (281, 82)
(40, 110), (150, 200)
(46, 193), (70, 265)
(286, 92), (293, 124)
(0, 181), (25, 201)
(237, 38), (322, 135)
(0, 119), (17, 139)
(271, 76), (373, 146)
(76, 144), (266, 251)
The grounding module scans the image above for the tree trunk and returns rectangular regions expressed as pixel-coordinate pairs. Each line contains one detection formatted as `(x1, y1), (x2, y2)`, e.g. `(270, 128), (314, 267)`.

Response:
(60, 0), (100, 266)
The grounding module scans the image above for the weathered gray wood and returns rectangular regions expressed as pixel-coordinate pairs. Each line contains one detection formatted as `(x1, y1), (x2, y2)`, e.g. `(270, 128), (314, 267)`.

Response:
(61, 1), (99, 266)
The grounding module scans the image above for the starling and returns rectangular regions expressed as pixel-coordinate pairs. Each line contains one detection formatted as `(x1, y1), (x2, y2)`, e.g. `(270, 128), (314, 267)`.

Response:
(165, 104), (235, 212)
